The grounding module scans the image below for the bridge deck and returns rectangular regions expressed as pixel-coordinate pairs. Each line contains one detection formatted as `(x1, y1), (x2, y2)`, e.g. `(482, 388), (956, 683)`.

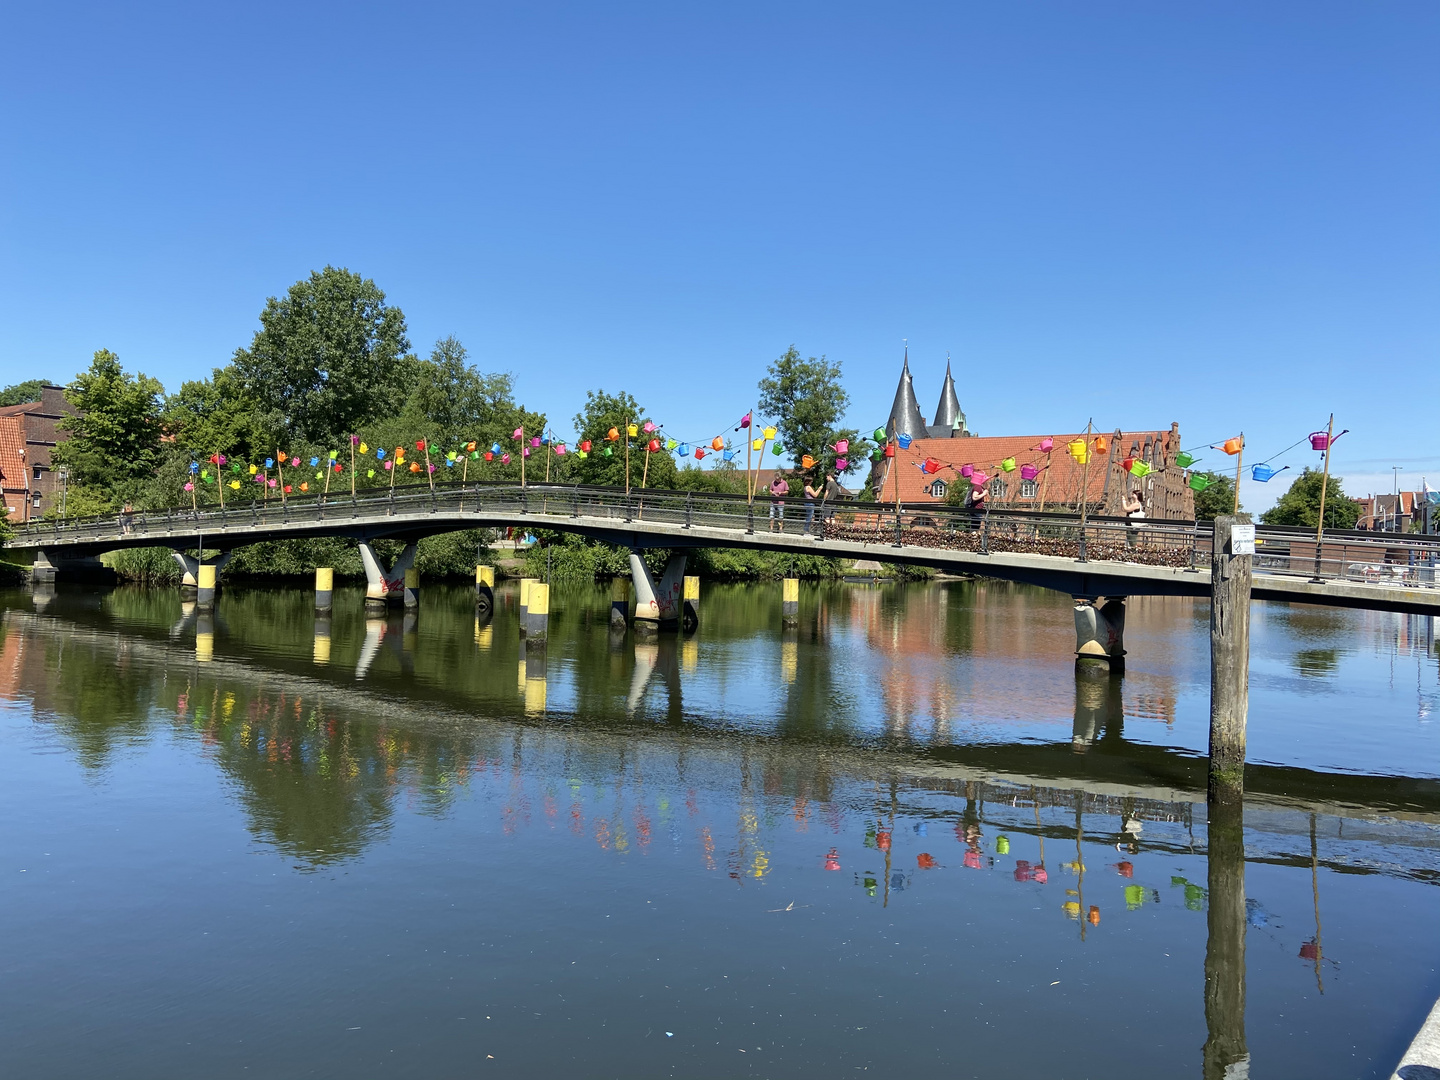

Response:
(12, 483), (1440, 614)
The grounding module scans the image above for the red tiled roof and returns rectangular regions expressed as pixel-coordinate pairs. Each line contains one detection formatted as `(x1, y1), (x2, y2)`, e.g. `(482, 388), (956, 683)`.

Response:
(0, 401), (44, 417)
(876, 430), (1179, 506)
(0, 416), (27, 505)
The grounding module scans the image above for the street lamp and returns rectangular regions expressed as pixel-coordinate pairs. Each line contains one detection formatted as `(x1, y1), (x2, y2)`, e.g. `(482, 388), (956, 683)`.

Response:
(59, 467), (69, 519)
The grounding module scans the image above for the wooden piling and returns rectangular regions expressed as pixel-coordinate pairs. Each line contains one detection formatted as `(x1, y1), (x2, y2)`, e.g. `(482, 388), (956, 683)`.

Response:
(315, 566), (333, 612)
(782, 577), (799, 628)
(1209, 515), (1252, 804)
(475, 564), (495, 613)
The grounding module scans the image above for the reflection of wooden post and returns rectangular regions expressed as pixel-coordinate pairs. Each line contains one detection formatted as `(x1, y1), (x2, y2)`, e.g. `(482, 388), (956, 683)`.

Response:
(1203, 794), (1248, 1080)
(1209, 515), (1252, 805)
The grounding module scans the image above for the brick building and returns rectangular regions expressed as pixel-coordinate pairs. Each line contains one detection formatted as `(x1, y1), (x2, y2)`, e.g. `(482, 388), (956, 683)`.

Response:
(0, 386), (77, 522)
(869, 357), (1195, 519)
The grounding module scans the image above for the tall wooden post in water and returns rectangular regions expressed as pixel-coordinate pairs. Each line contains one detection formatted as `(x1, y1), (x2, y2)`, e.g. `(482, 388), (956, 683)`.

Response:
(1209, 515), (1252, 805)
(1312, 413), (1335, 581)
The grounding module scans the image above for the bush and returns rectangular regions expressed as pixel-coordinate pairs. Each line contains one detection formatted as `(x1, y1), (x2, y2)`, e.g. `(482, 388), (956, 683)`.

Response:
(108, 546), (182, 584)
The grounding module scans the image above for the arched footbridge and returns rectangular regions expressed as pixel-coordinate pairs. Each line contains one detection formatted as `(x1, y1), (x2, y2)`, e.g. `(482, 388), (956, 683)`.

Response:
(12, 483), (1440, 618)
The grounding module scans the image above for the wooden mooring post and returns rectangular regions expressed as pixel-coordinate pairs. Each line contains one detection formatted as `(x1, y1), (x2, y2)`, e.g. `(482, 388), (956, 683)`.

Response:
(1208, 515), (1253, 805)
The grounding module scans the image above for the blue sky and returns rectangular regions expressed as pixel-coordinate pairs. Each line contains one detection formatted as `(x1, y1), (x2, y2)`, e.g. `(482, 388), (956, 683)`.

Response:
(2, 2), (1436, 508)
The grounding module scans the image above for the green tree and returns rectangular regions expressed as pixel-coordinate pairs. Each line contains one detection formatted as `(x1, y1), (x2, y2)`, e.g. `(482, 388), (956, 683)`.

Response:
(1192, 471), (1240, 521)
(756, 346), (863, 479)
(0, 379), (48, 406)
(232, 267), (415, 447)
(166, 363), (275, 462)
(52, 350), (164, 501)
(569, 389), (678, 490)
(399, 336), (516, 442)
(1260, 468), (1361, 529)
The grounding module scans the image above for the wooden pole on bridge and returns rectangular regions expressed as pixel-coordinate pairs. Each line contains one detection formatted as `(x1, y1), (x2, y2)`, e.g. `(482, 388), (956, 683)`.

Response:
(1209, 514), (1252, 807)
(1312, 413), (1335, 581)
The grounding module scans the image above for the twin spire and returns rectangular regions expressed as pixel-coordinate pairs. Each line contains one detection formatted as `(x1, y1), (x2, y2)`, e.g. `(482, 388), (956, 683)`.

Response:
(885, 347), (967, 441)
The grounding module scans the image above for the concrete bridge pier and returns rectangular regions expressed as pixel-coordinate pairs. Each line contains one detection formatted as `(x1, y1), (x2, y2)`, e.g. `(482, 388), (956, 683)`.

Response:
(1074, 597), (1126, 670)
(172, 550), (233, 589)
(33, 549), (110, 585)
(358, 540), (418, 609)
(631, 551), (687, 634)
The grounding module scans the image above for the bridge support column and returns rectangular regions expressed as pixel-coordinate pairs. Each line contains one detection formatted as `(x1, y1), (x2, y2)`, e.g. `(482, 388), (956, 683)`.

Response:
(610, 577), (630, 630)
(475, 565), (495, 614)
(1074, 597), (1125, 670)
(315, 567), (334, 612)
(172, 550), (232, 589)
(1209, 516), (1252, 807)
(631, 550), (686, 634)
(523, 582), (549, 644)
(782, 577), (800, 628)
(358, 540), (418, 609)
(682, 575), (700, 632)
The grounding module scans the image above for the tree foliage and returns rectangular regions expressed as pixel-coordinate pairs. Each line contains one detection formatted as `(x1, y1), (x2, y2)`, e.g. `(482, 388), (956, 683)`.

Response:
(757, 346), (863, 478)
(569, 389), (678, 490)
(232, 267), (414, 446)
(52, 350), (164, 500)
(1260, 468), (1361, 529)
(1192, 470), (1240, 521)
(0, 379), (48, 407)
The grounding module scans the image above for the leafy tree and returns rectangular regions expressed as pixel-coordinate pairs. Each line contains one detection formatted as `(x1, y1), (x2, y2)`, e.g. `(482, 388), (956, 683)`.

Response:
(166, 363), (275, 462)
(0, 379), (48, 406)
(1260, 468), (1361, 529)
(51, 350), (164, 501)
(757, 346), (864, 478)
(232, 267), (415, 447)
(1192, 470), (1240, 521)
(569, 389), (678, 490)
(400, 336), (513, 438)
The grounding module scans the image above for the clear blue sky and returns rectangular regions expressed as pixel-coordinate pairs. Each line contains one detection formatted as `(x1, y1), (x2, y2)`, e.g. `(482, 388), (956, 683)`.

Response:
(2, 2), (1436, 508)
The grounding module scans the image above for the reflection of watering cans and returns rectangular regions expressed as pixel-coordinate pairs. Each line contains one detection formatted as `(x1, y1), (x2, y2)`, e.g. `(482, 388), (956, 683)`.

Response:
(1221, 437), (1243, 455)
(1000, 457), (1016, 472)
(995, 835), (1010, 855)
(960, 463), (974, 478)
(1020, 464), (1040, 481)
(1189, 474), (1210, 492)
(1176, 451), (1195, 468)
(897, 433), (912, 449)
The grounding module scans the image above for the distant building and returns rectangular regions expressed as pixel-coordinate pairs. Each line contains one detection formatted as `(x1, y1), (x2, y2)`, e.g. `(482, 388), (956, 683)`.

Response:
(870, 355), (1194, 518)
(1357, 491), (1437, 533)
(0, 386), (77, 522)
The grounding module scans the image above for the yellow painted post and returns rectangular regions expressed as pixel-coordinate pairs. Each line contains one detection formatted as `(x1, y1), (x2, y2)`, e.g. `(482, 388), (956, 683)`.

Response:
(682, 574), (700, 631)
(524, 582), (550, 643)
(610, 576), (630, 630)
(315, 566), (334, 612)
(782, 577), (799, 627)
(403, 567), (419, 609)
(197, 562), (217, 608)
(475, 564), (495, 613)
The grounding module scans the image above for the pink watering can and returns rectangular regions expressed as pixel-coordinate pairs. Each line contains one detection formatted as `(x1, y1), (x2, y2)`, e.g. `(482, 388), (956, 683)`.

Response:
(1020, 464), (1040, 481)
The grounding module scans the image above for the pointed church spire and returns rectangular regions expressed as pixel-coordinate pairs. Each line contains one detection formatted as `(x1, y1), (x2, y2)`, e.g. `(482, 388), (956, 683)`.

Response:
(886, 345), (927, 442)
(931, 352), (966, 435)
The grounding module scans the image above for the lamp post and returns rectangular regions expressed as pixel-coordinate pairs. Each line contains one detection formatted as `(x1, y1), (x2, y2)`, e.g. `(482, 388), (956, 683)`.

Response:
(58, 467), (69, 519)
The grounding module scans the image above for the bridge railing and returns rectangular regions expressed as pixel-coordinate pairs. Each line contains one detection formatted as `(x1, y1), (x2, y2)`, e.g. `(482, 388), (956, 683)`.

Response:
(13, 481), (1440, 587)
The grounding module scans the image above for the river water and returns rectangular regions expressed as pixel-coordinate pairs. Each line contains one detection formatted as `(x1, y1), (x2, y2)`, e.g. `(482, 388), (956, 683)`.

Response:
(2, 579), (1438, 1078)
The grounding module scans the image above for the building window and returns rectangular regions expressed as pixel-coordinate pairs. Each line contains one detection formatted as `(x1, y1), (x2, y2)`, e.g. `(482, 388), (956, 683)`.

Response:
(927, 479), (948, 499)
(990, 478), (1006, 498)
(33, 465), (43, 480)
(1020, 479), (1039, 499)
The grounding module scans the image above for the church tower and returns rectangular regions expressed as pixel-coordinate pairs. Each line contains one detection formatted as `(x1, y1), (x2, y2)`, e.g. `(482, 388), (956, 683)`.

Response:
(885, 347), (928, 442)
(928, 358), (967, 438)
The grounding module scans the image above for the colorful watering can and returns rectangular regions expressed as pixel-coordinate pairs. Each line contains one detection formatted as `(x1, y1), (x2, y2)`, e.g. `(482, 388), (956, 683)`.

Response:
(884, 444), (896, 459)
(897, 433), (913, 449)
(1221, 437), (1243, 455)
(873, 428), (887, 442)
(922, 458), (942, 474)
(1093, 436), (1109, 454)
(1037, 437), (1054, 453)
(1189, 474), (1210, 492)
(1309, 431), (1330, 451)
(836, 457), (848, 470)
(647, 439), (660, 453)
(1131, 461), (1152, 478)
(1068, 440), (1088, 464)
(627, 424), (639, 438)
(1176, 451), (1195, 468)
(1251, 463), (1289, 482)
(711, 436), (725, 451)
(960, 463), (974, 478)
(833, 439), (849, 454)
(763, 426), (777, 441)
(1020, 464), (1039, 481)
(751, 438), (763, 451)
(643, 421), (656, 434)
(694, 447), (706, 459)
(801, 454), (815, 470)
(971, 471), (990, 488)
(771, 442), (784, 455)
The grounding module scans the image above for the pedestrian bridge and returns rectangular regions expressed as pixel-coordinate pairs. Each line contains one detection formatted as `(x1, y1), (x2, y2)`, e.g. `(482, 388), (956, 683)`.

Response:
(11, 481), (1440, 616)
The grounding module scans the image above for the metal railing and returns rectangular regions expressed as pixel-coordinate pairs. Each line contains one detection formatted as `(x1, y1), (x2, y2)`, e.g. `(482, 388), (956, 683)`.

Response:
(14, 482), (1440, 587)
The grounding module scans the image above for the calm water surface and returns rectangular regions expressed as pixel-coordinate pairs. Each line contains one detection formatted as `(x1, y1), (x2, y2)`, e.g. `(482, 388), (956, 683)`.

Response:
(2, 579), (1439, 1078)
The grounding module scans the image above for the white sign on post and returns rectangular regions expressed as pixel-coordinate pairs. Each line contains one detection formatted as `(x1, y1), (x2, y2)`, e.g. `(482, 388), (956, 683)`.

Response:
(1231, 523), (1256, 555)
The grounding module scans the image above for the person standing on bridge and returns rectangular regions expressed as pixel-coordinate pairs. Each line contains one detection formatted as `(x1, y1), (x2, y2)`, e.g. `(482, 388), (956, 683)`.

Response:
(803, 477), (820, 534)
(768, 474), (789, 532)
(1123, 489), (1146, 549)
